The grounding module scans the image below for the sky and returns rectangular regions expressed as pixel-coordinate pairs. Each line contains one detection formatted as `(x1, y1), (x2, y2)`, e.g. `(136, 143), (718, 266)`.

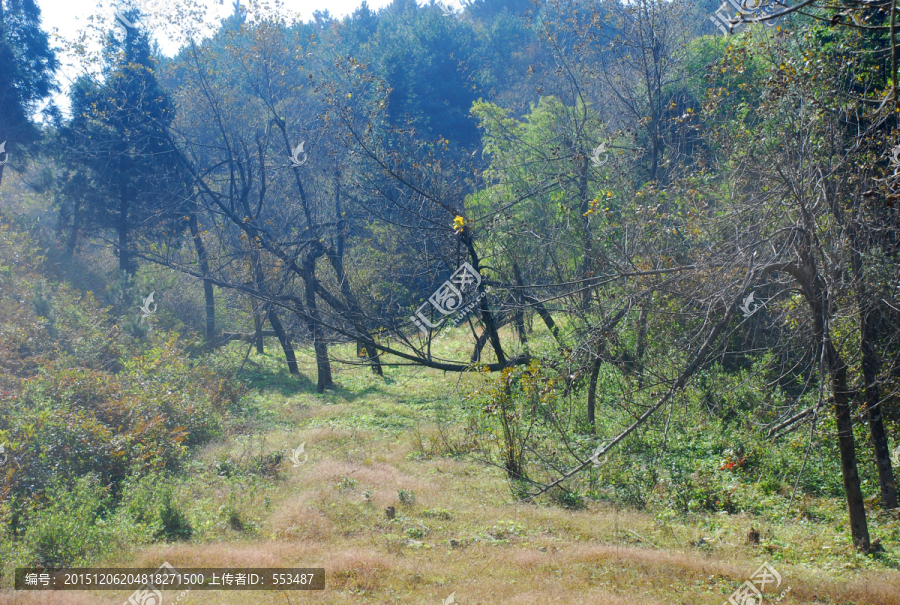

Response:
(36, 0), (396, 53)
(34, 0), (397, 113)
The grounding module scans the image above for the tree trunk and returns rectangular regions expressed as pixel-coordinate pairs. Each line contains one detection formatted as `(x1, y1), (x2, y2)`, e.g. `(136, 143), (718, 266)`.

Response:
(118, 168), (132, 274)
(826, 338), (872, 551)
(65, 196), (82, 258)
(767, 258), (872, 551)
(576, 151), (594, 310)
(860, 313), (898, 509)
(253, 306), (264, 354)
(361, 339), (383, 374)
(635, 303), (649, 390)
(188, 212), (215, 344)
(514, 305), (527, 344)
(458, 230), (506, 366)
(587, 305), (630, 431)
(267, 307), (299, 375)
(856, 284), (898, 508)
(366, 342), (383, 374)
(471, 313), (511, 362)
(587, 353), (601, 432)
(313, 334), (333, 391)
(514, 262), (561, 343)
(848, 235), (898, 509)
(304, 254), (333, 392)
(327, 177), (383, 376)
(508, 286), (528, 347)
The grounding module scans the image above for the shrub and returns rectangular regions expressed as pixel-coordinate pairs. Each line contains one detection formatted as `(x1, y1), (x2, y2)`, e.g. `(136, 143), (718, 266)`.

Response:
(337, 477), (357, 491)
(549, 488), (584, 510)
(23, 475), (116, 567)
(250, 451), (283, 477)
(215, 456), (238, 478)
(157, 491), (193, 541)
(398, 489), (416, 506)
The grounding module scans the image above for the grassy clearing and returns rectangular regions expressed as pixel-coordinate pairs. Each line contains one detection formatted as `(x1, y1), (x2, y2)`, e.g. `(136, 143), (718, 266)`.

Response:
(2, 341), (898, 605)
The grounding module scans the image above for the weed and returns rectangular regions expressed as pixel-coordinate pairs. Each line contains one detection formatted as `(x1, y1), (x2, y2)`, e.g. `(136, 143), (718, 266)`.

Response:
(398, 489), (416, 506)
(215, 456), (238, 478)
(250, 451), (283, 477)
(338, 476), (358, 491)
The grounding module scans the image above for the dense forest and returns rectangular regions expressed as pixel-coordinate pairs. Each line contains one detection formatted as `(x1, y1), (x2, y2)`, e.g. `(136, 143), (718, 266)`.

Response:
(2, 0), (900, 602)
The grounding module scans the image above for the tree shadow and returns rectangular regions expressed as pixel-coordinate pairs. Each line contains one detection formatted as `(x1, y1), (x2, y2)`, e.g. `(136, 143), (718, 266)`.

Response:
(235, 354), (393, 402)
(321, 383), (383, 404)
(234, 358), (315, 396)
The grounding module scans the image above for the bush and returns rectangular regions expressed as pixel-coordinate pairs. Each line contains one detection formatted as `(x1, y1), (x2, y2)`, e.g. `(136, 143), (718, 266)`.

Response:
(157, 491), (193, 542)
(23, 476), (116, 567)
(250, 451), (283, 477)
(119, 472), (166, 538)
(398, 489), (416, 506)
(0, 222), (229, 565)
(215, 456), (238, 478)
(549, 488), (584, 510)
(0, 338), (225, 512)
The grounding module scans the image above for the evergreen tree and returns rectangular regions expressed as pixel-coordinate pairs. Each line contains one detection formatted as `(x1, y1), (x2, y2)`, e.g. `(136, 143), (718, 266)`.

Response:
(369, 0), (483, 150)
(61, 10), (184, 273)
(0, 0), (58, 186)
(221, 0), (246, 33)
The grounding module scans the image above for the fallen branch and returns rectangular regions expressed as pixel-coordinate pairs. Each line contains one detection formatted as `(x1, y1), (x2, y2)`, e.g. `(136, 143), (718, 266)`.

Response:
(767, 399), (828, 438)
(521, 280), (750, 502)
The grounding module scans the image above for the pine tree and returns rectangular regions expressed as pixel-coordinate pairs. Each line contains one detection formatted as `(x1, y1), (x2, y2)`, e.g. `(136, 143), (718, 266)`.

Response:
(61, 9), (185, 273)
(0, 0), (58, 186)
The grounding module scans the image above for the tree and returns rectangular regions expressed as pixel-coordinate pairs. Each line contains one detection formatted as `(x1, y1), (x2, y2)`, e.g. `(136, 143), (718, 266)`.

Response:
(61, 10), (184, 274)
(0, 0), (58, 187)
